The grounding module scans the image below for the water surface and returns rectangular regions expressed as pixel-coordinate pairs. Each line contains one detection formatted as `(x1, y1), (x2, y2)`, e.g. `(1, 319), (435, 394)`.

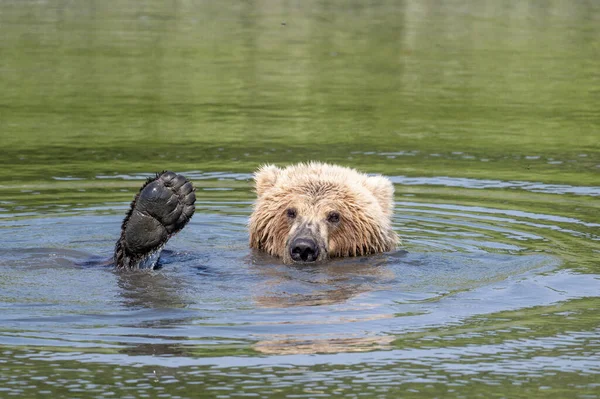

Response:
(1, 1), (599, 398)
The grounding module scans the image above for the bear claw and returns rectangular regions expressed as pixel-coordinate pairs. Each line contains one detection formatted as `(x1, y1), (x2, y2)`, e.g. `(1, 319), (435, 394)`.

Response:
(114, 171), (196, 269)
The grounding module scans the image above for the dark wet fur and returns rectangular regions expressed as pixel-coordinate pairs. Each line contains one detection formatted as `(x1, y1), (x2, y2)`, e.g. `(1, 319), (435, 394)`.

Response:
(114, 171), (196, 269)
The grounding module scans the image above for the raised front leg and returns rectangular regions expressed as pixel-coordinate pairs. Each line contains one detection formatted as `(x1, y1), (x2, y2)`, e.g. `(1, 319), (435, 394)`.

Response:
(114, 171), (196, 269)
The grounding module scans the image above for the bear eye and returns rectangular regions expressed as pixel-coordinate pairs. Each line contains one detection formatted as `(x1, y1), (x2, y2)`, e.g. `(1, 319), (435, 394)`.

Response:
(286, 208), (297, 219)
(327, 211), (340, 224)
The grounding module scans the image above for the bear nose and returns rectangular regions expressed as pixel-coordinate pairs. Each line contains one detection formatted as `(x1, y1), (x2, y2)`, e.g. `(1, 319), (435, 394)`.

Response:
(290, 238), (319, 262)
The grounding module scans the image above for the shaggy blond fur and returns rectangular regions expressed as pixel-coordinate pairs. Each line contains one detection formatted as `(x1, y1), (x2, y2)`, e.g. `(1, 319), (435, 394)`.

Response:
(249, 162), (399, 262)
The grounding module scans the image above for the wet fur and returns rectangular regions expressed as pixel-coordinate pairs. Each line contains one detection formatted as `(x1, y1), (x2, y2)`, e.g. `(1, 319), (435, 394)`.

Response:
(249, 162), (399, 263)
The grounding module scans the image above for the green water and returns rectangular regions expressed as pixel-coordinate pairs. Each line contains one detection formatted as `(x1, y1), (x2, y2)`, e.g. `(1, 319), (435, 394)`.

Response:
(1, 0), (599, 398)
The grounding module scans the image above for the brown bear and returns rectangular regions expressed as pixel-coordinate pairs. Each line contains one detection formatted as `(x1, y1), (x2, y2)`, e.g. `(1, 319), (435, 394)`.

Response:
(113, 164), (398, 269)
(249, 162), (400, 263)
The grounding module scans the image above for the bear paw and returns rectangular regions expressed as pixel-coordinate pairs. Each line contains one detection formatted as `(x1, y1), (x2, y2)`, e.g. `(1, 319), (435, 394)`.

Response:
(114, 171), (196, 269)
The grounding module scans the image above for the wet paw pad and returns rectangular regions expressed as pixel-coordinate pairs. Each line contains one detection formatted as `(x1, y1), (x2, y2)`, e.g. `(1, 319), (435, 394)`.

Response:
(114, 171), (196, 269)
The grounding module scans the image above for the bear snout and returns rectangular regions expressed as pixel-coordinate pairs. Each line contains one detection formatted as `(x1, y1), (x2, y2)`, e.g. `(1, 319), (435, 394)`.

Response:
(290, 237), (320, 262)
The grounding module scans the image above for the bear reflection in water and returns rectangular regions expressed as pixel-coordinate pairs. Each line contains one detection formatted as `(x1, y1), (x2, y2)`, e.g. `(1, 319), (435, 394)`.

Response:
(113, 251), (403, 356)
(115, 163), (399, 269)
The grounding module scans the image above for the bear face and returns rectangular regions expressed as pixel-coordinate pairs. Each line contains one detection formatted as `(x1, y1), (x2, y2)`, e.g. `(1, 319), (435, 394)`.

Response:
(249, 162), (400, 264)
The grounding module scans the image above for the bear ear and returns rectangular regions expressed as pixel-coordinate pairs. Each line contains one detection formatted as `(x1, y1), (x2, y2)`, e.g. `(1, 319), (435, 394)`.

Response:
(254, 164), (281, 196)
(363, 175), (395, 216)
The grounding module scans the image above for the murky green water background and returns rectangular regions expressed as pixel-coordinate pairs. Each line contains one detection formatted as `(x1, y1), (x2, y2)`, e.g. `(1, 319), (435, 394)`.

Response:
(1, 0), (599, 398)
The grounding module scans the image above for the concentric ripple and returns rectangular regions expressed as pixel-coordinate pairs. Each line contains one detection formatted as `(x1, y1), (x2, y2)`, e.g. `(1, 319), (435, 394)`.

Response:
(1, 172), (599, 375)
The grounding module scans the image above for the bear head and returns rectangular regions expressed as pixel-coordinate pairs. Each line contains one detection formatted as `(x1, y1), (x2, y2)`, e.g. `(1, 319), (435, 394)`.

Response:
(249, 162), (399, 264)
